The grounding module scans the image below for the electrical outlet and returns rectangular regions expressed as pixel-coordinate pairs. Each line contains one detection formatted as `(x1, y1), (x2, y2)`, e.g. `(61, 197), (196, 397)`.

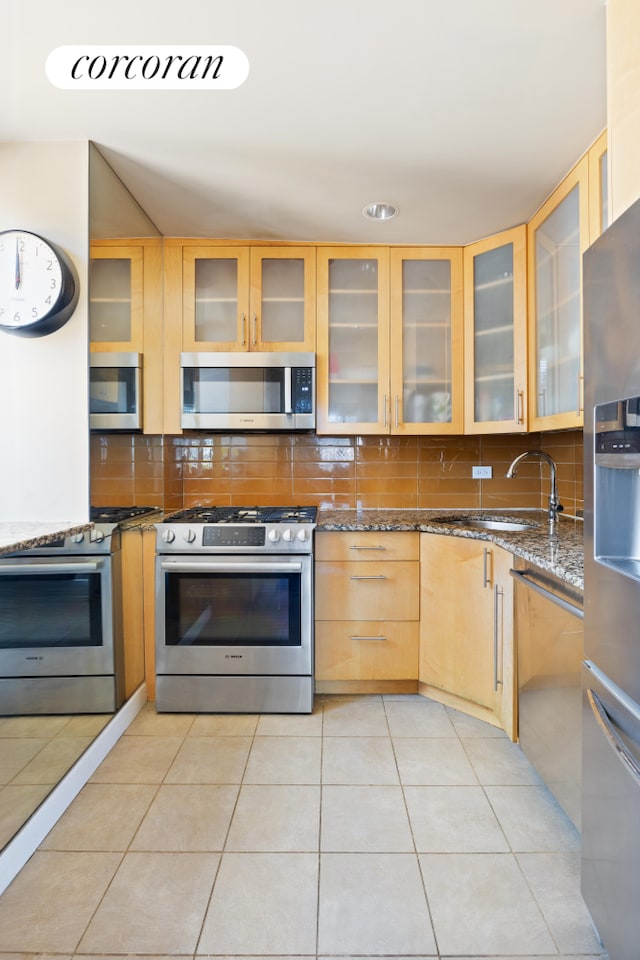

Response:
(472, 465), (492, 479)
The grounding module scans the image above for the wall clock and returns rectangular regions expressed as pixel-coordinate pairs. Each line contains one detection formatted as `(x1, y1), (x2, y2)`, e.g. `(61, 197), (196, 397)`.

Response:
(0, 229), (80, 338)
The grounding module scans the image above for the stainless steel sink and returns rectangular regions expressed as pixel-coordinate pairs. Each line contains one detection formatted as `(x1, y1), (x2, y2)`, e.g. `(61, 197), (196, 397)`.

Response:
(433, 517), (535, 532)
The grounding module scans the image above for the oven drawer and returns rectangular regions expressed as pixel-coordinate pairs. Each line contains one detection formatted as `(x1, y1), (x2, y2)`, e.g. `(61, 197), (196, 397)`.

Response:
(315, 620), (419, 681)
(315, 560), (419, 621)
(315, 531), (419, 563)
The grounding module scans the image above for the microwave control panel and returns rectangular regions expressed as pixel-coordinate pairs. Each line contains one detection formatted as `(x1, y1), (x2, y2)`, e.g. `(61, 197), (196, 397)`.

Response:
(292, 368), (314, 414)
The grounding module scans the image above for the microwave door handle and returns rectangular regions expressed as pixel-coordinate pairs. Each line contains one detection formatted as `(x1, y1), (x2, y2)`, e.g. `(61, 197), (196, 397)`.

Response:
(284, 367), (293, 415)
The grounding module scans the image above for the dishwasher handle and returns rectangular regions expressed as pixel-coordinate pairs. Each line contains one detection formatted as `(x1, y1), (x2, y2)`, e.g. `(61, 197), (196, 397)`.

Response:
(509, 568), (583, 620)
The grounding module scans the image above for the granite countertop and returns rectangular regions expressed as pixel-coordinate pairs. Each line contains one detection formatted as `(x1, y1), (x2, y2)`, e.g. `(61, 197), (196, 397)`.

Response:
(0, 521), (93, 556)
(317, 508), (584, 592)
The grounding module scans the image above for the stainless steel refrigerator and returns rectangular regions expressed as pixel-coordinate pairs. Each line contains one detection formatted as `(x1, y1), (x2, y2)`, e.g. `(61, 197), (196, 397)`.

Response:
(583, 195), (640, 960)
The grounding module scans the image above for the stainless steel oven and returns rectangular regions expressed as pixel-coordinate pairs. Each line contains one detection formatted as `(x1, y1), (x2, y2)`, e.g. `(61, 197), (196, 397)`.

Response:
(155, 506), (316, 713)
(0, 506), (154, 715)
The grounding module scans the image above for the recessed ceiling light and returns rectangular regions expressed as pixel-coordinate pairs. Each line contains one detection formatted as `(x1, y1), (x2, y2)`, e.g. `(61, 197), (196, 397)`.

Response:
(362, 202), (399, 221)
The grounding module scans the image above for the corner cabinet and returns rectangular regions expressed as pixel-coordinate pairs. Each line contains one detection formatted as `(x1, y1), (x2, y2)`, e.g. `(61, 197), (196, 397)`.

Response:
(527, 156), (590, 431)
(419, 533), (515, 738)
(463, 226), (528, 433)
(180, 244), (316, 352)
(316, 246), (463, 434)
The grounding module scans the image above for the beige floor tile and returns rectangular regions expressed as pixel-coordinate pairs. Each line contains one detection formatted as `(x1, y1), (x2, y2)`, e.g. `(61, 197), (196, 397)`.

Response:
(0, 850), (121, 952)
(462, 737), (544, 785)
(517, 851), (606, 954)
(485, 784), (581, 852)
(255, 707), (323, 736)
(165, 736), (251, 783)
(131, 783), (239, 851)
(78, 851), (219, 954)
(385, 699), (457, 737)
(40, 782), (156, 851)
(57, 714), (111, 737)
(0, 715), (70, 738)
(322, 696), (389, 736)
(189, 713), (258, 736)
(243, 735), (321, 783)
(318, 852), (436, 954)
(420, 852), (556, 955)
(90, 735), (184, 783)
(446, 705), (508, 738)
(11, 736), (92, 785)
(394, 737), (478, 785)
(0, 738), (48, 784)
(322, 736), (399, 785)
(0, 783), (52, 846)
(404, 785), (509, 852)
(198, 852), (318, 954)
(126, 703), (195, 736)
(226, 784), (320, 851)
(321, 784), (413, 852)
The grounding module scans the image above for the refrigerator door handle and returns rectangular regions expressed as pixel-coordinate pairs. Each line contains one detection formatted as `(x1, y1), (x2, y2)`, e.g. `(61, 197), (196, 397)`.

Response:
(587, 688), (640, 787)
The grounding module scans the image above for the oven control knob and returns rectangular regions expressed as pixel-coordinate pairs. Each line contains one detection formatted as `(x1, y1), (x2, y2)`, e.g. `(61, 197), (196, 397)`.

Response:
(70, 532), (85, 543)
(183, 529), (196, 543)
(268, 529), (280, 543)
(91, 529), (105, 543)
(283, 528), (294, 542)
(297, 528), (308, 542)
(162, 529), (176, 543)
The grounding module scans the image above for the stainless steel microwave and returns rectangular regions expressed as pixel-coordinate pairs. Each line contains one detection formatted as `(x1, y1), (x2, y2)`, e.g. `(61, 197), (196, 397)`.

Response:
(89, 352), (142, 431)
(181, 352), (315, 430)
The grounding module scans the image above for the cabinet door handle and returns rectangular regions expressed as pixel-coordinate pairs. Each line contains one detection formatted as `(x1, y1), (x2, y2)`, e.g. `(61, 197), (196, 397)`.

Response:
(383, 394), (388, 427)
(350, 635), (388, 641)
(483, 547), (492, 588)
(515, 388), (524, 425)
(577, 374), (584, 417)
(241, 313), (247, 345)
(349, 545), (386, 551)
(395, 394), (399, 427)
(349, 575), (388, 581)
(252, 314), (258, 346)
(493, 584), (504, 691)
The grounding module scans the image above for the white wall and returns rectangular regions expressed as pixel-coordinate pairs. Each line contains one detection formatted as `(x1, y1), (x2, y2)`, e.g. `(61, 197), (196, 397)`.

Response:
(607, 0), (640, 220)
(0, 141), (89, 521)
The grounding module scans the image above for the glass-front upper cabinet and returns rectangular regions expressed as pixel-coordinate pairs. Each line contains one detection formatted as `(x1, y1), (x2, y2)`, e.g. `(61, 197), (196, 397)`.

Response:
(588, 130), (609, 243)
(528, 155), (590, 430)
(182, 245), (316, 352)
(316, 247), (390, 433)
(463, 226), (527, 433)
(89, 245), (144, 350)
(389, 248), (464, 434)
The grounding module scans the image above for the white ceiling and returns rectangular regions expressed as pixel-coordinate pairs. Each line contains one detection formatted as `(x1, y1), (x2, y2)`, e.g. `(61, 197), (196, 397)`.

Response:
(3, 0), (607, 245)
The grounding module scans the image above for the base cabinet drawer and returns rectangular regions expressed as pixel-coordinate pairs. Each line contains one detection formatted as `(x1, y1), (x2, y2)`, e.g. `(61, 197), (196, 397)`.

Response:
(315, 561), (419, 621)
(316, 531), (419, 562)
(315, 621), (419, 681)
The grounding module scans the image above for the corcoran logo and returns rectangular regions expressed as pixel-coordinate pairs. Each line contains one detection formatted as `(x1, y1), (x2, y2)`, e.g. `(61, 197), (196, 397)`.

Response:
(46, 45), (249, 90)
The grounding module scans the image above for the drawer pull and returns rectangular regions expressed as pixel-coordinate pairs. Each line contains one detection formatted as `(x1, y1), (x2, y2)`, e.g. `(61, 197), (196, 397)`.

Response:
(349, 545), (386, 551)
(350, 635), (388, 641)
(349, 575), (388, 581)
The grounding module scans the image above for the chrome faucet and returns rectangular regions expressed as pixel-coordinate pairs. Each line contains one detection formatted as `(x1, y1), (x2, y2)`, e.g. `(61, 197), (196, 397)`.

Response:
(505, 450), (563, 524)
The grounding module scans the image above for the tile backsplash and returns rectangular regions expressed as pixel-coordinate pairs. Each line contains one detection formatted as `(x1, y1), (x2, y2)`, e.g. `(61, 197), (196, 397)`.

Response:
(91, 429), (584, 517)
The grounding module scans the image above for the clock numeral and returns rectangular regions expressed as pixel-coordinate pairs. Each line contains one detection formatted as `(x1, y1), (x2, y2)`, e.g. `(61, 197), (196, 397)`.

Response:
(45, 295), (52, 305)
(0, 308), (4, 317)
(13, 312), (21, 324)
(31, 307), (38, 318)
(18, 239), (25, 252)
(49, 279), (57, 290)
(46, 259), (53, 270)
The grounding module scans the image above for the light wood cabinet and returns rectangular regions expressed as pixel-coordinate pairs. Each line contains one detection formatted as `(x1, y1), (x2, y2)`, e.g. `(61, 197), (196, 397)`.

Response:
(464, 225), (528, 433)
(419, 533), (515, 738)
(527, 155), (590, 431)
(588, 130), (609, 243)
(181, 243), (316, 352)
(316, 247), (463, 434)
(89, 238), (163, 434)
(315, 531), (419, 691)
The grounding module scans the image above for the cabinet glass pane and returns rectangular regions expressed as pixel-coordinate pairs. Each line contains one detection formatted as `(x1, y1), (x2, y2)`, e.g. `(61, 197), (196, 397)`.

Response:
(194, 258), (238, 342)
(535, 185), (581, 418)
(90, 259), (132, 342)
(327, 259), (379, 423)
(260, 258), (305, 343)
(473, 243), (515, 422)
(402, 260), (452, 423)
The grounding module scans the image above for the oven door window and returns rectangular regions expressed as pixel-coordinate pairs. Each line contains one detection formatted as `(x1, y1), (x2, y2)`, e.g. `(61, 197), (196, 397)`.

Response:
(0, 573), (103, 649)
(165, 572), (301, 647)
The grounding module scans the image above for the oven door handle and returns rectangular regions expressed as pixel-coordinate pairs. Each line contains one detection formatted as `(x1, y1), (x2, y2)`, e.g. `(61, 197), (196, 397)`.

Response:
(159, 559), (304, 574)
(0, 561), (102, 574)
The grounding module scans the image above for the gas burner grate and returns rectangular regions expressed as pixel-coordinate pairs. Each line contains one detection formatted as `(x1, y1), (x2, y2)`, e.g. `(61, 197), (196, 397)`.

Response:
(164, 505), (318, 524)
(90, 506), (158, 524)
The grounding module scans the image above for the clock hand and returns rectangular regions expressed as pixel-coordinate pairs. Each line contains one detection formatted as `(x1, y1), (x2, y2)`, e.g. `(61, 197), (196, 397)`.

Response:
(14, 237), (21, 290)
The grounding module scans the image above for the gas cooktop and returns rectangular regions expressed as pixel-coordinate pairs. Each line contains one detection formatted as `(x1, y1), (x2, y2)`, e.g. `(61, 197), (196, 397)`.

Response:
(163, 506), (318, 524)
(91, 506), (158, 525)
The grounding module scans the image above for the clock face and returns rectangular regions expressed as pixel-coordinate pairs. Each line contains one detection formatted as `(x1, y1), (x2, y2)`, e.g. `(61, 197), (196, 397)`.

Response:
(0, 229), (78, 337)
